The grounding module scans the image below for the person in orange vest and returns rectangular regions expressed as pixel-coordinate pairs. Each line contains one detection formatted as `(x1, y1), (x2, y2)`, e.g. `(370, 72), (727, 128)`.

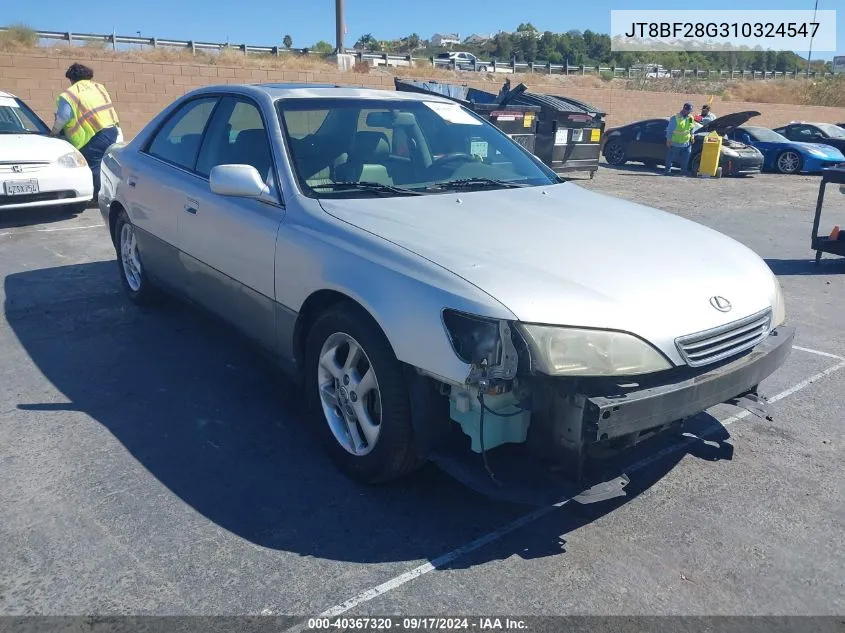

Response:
(49, 63), (122, 202)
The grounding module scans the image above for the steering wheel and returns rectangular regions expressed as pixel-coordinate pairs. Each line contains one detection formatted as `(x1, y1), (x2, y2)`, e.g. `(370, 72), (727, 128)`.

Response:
(429, 152), (477, 171)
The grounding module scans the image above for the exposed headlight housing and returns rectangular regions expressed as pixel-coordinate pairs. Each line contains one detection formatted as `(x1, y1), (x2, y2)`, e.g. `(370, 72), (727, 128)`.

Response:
(54, 150), (87, 168)
(515, 324), (672, 377)
(772, 276), (786, 327)
(442, 309), (519, 382)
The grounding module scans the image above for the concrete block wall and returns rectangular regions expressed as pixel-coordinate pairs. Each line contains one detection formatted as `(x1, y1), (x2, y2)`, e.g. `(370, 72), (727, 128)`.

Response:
(2, 52), (844, 139)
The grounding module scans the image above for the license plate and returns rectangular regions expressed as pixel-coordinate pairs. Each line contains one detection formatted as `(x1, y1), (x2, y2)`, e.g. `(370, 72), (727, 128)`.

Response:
(572, 129), (584, 142)
(4, 179), (39, 196)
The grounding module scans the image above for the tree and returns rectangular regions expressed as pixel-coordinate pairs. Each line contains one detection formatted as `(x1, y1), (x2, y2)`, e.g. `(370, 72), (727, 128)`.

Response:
(355, 33), (381, 52)
(406, 33), (421, 51)
(312, 40), (333, 54)
(283, 34), (293, 49)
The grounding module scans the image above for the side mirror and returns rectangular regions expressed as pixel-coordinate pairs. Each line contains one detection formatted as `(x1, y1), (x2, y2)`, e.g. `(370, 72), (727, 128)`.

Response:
(209, 164), (269, 198)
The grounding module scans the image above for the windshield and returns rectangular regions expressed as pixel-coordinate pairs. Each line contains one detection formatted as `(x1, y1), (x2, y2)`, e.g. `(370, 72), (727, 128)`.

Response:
(0, 96), (48, 134)
(815, 123), (845, 139)
(276, 97), (558, 197)
(742, 126), (788, 143)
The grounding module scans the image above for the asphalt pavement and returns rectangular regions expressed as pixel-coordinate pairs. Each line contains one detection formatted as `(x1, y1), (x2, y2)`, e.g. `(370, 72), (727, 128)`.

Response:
(1, 167), (843, 619)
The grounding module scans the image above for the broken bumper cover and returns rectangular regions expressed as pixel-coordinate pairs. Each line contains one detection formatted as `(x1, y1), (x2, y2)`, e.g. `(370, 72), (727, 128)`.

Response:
(585, 326), (795, 442)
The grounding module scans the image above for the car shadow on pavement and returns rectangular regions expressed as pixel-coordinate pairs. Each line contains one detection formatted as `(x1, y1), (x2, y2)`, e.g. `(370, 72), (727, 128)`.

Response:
(0, 205), (85, 229)
(766, 257), (845, 276)
(4, 261), (735, 568)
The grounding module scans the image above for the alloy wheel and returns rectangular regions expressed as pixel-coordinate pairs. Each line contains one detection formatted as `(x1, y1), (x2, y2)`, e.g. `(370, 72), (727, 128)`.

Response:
(120, 223), (142, 292)
(316, 332), (383, 456)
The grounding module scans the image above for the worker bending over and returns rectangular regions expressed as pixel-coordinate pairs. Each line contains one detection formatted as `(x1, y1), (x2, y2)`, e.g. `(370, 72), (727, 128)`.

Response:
(50, 63), (122, 202)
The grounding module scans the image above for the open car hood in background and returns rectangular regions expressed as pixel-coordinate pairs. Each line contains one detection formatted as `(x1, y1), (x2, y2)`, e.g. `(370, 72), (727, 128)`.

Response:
(696, 110), (761, 136)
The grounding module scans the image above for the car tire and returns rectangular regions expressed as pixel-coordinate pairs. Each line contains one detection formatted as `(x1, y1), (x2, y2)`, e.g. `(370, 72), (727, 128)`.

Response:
(603, 140), (627, 166)
(690, 154), (701, 175)
(775, 150), (803, 174)
(114, 209), (156, 306)
(304, 302), (420, 484)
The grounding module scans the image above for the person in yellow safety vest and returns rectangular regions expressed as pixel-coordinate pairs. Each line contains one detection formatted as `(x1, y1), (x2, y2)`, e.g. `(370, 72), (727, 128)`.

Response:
(664, 102), (696, 176)
(49, 63), (123, 202)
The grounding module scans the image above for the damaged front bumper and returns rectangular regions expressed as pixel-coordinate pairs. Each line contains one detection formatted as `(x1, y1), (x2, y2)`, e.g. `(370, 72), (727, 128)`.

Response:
(429, 326), (795, 506)
(584, 326), (794, 444)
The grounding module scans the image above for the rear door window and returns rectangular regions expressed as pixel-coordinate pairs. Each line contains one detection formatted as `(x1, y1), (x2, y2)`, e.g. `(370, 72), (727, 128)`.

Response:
(146, 97), (218, 171)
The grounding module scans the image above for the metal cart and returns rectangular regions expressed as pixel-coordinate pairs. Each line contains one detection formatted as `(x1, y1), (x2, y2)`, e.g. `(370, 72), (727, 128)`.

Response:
(811, 166), (845, 265)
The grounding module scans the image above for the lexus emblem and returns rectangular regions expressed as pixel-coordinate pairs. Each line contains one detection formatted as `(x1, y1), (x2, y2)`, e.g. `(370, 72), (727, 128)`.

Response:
(11, 165), (22, 173)
(710, 296), (732, 312)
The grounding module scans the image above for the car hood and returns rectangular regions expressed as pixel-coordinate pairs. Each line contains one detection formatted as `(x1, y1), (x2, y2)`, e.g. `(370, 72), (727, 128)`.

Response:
(318, 183), (776, 346)
(697, 110), (761, 136)
(0, 133), (77, 163)
(790, 141), (845, 157)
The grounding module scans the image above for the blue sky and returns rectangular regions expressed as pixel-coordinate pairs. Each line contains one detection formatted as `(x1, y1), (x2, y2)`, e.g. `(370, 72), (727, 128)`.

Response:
(5, 0), (842, 59)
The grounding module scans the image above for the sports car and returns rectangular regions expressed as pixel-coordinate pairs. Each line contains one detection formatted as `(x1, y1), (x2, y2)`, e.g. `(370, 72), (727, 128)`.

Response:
(772, 122), (845, 156)
(601, 111), (764, 176)
(0, 90), (93, 213)
(725, 125), (845, 174)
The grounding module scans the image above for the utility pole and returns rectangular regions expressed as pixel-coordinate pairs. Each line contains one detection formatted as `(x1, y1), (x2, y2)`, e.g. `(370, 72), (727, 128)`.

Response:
(806, 0), (819, 77)
(335, 0), (345, 54)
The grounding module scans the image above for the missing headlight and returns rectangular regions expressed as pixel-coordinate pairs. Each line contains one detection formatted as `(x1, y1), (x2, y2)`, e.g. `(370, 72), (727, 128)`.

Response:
(443, 309), (501, 366)
(442, 309), (520, 383)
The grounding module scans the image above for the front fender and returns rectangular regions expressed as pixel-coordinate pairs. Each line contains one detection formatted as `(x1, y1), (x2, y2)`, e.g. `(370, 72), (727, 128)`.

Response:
(275, 200), (517, 385)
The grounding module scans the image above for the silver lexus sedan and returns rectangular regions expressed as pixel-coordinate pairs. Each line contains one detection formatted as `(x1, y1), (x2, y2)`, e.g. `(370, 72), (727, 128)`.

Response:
(98, 83), (793, 503)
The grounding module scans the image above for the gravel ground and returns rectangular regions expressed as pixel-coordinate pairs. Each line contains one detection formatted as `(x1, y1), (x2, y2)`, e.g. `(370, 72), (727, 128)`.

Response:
(1, 165), (843, 622)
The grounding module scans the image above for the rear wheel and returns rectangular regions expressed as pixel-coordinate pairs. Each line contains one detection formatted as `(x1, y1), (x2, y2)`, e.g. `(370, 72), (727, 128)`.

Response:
(304, 303), (420, 483)
(603, 140), (627, 166)
(776, 150), (802, 174)
(114, 209), (156, 305)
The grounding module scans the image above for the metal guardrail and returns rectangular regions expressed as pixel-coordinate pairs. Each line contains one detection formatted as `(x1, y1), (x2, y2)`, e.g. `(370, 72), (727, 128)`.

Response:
(0, 27), (835, 79)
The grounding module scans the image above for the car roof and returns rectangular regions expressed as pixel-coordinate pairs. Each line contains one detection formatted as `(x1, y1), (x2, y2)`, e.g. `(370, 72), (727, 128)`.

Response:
(0, 90), (16, 99)
(187, 82), (457, 104)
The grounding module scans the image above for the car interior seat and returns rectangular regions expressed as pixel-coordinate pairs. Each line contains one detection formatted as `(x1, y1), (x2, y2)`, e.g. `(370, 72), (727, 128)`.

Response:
(336, 131), (392, 185)
(229, 128), (273, 183)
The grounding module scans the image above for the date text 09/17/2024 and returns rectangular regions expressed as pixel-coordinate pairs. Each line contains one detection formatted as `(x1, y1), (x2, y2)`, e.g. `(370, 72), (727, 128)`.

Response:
(622, 21), (820, 39)
(307, 617), (528, 631)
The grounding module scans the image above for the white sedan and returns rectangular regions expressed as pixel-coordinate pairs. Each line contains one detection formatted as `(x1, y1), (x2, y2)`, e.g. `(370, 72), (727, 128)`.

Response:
(0, 91), (93, 213)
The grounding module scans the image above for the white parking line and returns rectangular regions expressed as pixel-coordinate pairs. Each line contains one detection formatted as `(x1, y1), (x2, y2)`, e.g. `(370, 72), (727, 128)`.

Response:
(285, 355), (845, 625)
(0, 224), (102, 238)
(793, 345), (844, 360)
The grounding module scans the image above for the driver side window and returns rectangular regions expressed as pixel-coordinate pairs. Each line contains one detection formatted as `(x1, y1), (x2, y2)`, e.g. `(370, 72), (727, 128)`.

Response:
(195, 97), (278, 199)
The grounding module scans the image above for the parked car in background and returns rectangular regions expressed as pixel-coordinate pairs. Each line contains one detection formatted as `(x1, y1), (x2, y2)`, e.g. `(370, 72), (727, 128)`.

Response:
(0, 91), (93, 214)
(97, 83), (792, 502)
(601, 111), (764, 176)
(437, 51), (490, 72)
(725, 125), (845, 174)
(772, 122), (845, 156)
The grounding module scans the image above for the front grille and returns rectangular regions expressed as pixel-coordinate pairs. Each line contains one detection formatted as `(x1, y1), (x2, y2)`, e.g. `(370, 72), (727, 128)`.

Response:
(676, 308), (772, 367)
(0, 162), (49, 174)
(0, 190), (77, 206)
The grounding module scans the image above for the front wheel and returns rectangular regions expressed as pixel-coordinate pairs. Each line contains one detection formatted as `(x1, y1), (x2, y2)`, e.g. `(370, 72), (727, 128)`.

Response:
(304, 303), (420, 483)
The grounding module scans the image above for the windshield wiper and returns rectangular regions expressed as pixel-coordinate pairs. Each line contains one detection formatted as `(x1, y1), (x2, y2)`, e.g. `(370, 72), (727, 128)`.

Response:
(310, 181), (423, 196)
(0, 130), (37, 134)
(429, 177), (528, 191)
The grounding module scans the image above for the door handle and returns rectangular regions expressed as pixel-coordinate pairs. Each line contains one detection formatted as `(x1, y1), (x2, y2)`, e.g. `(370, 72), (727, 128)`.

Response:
(184, 199), (199, 215)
